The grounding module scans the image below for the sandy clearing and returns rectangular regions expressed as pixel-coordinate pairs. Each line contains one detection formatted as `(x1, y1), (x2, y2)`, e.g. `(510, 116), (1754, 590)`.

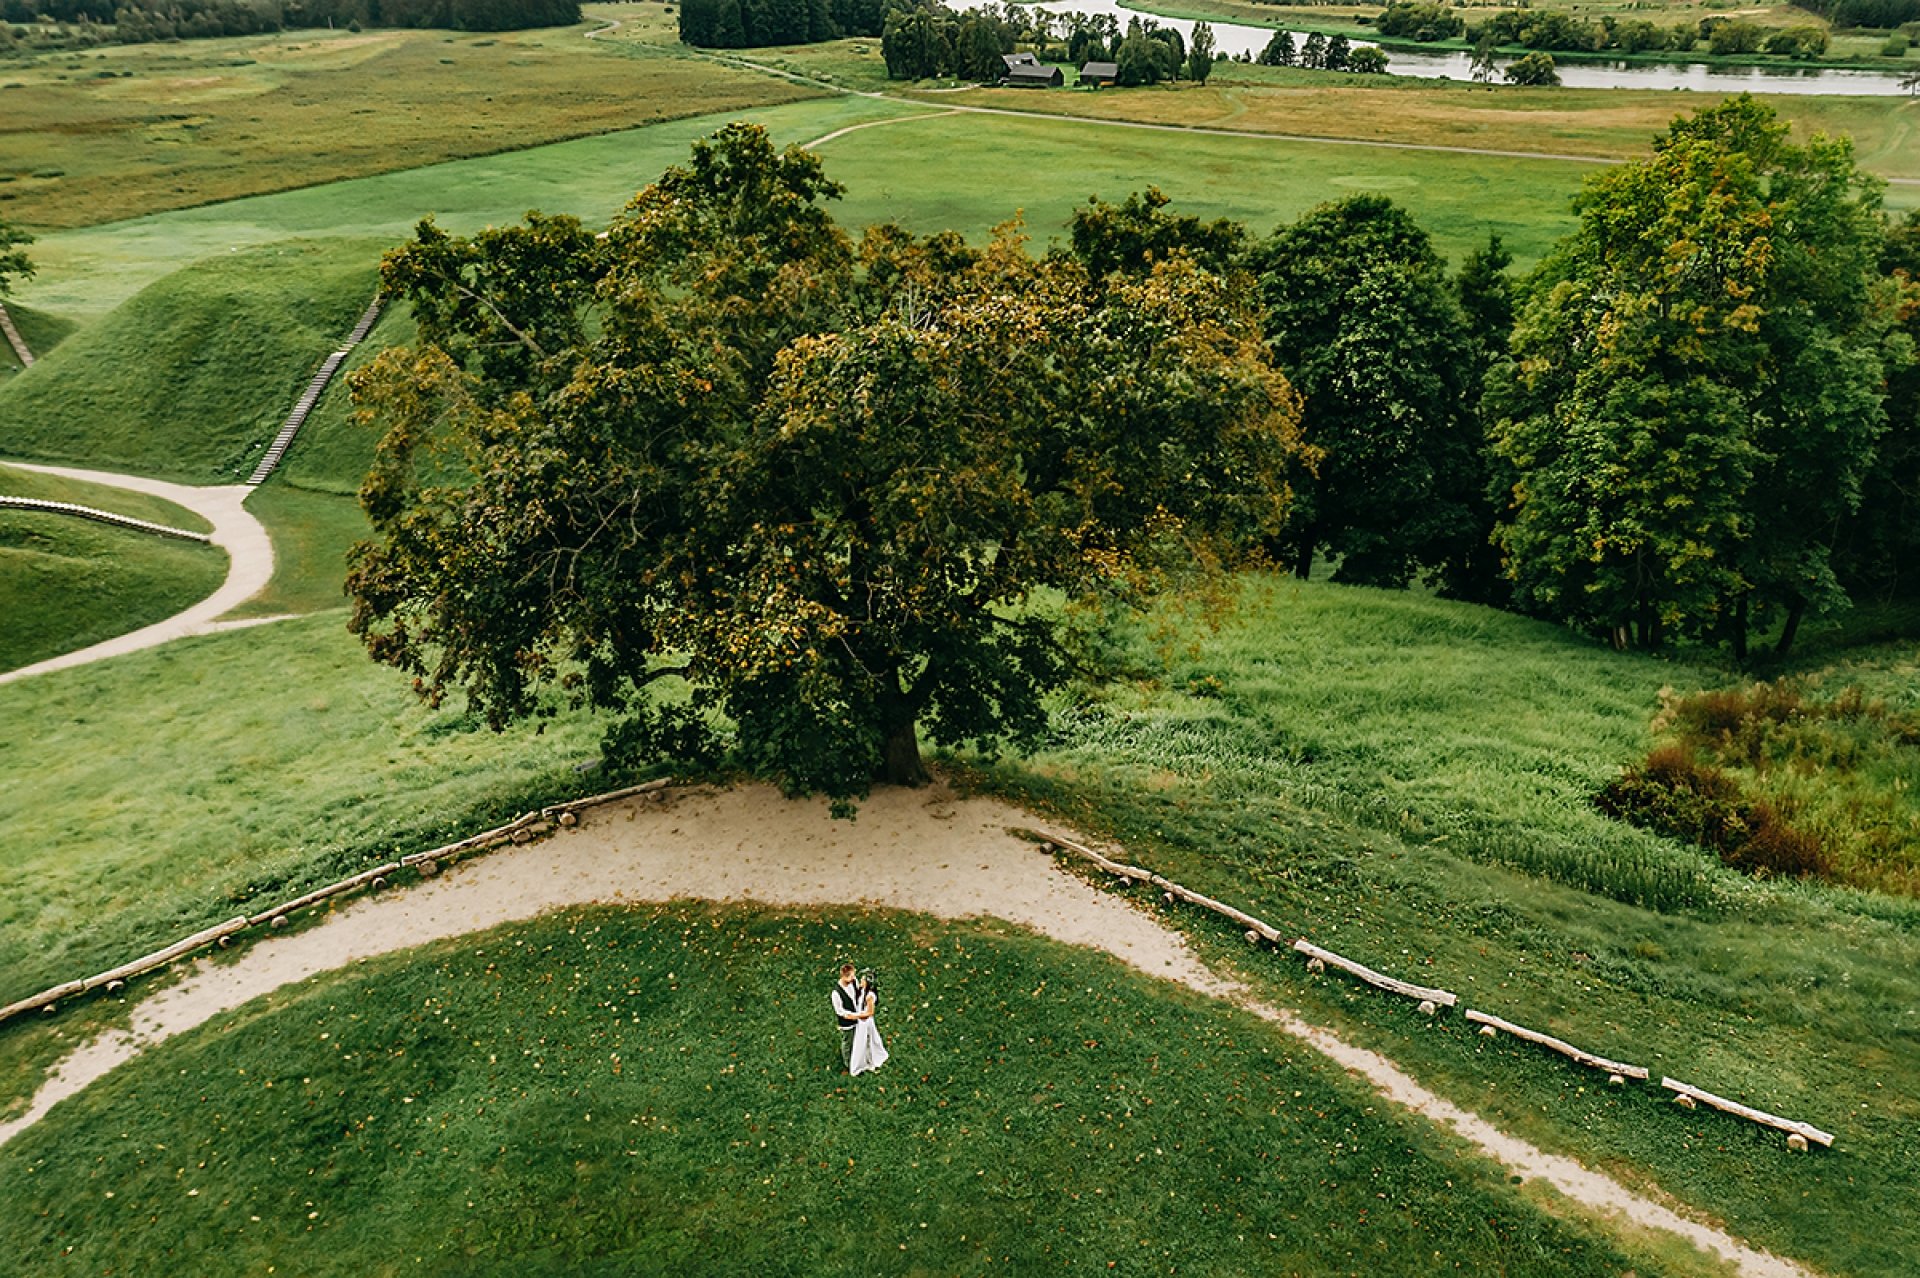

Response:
(0, 463), (281, 685)
(0, 782), (1805, 1275)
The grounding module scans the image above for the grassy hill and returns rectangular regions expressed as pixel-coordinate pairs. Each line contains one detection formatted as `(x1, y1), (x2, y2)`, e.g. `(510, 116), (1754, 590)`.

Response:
(0, 302), (76, 386)
(0, 239), (383, 483)
(3, 571), (1916, 1274)
(0, 904), (1659, 1277)
(0, 464), (225, 672)
(970, 575), (1920, 1278)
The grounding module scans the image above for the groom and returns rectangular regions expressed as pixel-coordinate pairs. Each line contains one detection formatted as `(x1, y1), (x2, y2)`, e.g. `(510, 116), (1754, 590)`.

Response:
(831, 962), (868, 1072)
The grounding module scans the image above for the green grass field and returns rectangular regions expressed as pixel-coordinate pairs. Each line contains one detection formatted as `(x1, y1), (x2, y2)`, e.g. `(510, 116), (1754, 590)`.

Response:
(0, 512), (225, 673)
(961, 575), (1920, 1278)
(0, 463), (225, 671)
(230, 484), (368, 618)
(0, 8), (821, 232)
(0, 239), (381, 482)
(0, 903), (1667, 1277)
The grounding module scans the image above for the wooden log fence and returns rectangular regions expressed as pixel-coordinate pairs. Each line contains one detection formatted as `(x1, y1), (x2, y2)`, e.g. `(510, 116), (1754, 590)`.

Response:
(0, 496), (211, 543)
(1661, 1078), (1834, 1148)
(1029, 830), (1286, 945)
(1464, 1009), (1648, 1081)
(1292, 939), (1458, 1009)
(1022, 825), (1839, 1146)
(0, 777), (684, 1029)
(0, 782), (1839, 1148)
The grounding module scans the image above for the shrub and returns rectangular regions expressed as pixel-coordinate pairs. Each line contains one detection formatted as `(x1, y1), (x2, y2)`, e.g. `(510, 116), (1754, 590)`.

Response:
(1596, 745), (1832, 880)
(1884, 32), (1910, 55)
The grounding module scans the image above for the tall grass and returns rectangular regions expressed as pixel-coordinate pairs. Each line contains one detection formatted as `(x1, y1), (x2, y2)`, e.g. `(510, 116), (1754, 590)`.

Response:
(964, 572), (1920, 1278)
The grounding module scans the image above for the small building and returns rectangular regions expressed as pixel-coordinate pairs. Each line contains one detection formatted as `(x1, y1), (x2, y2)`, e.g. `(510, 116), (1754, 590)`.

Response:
(1079, 60), (1119, 87)
(1002, 62), (1064, 88)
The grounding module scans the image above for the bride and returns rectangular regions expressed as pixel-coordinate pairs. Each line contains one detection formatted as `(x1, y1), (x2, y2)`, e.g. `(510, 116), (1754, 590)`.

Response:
(849, 968), (889, 1075)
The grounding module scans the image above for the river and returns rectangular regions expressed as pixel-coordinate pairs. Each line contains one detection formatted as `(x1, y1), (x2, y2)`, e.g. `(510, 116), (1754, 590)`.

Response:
(1032, 0), (1918, 95)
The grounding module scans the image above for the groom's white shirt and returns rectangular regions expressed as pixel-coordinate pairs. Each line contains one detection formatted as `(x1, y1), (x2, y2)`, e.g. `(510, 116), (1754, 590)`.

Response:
(833, 981), (862, 1022)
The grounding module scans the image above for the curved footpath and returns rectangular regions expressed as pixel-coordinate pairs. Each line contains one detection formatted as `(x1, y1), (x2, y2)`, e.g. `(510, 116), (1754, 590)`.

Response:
(0, 782), (1809, 1277)
(0, 462), (284, 686)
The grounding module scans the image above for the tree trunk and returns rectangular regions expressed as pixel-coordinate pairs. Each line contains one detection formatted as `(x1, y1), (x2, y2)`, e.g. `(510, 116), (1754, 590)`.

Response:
(1775, 596), (1807, 656)
(1730, 593), (1749, 664)
(882, 719), (928, 787)
(1292, 530), (1315, 581)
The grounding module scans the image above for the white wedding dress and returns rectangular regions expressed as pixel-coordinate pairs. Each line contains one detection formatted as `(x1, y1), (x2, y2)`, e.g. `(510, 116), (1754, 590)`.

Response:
(850, 1001), (889, 1075)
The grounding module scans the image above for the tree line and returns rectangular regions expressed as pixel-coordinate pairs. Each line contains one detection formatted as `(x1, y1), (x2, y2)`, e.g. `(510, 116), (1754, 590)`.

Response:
(347, 100), (1917, 806)
(675, 0), (890, 51)
(1376, 0), (1834, 59)
(0, 0), (579, 48)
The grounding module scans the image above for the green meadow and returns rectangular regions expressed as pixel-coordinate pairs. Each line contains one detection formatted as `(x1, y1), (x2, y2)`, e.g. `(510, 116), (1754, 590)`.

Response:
(0, 465), (225, 671)
(0, 904), (1665, 1278)
(3, 23), (1919, 1278)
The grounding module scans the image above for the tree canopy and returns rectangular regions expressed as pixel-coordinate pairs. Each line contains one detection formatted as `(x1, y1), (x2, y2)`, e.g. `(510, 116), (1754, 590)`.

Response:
(349, 125), (1305, 804)
(1488, 97), (1902, 653)
(1252, 195), (1488, 590)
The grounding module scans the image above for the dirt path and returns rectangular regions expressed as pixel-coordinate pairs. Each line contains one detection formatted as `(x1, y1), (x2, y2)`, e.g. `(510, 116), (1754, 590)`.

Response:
(0, 783), (1807, 1276)
(0, 462), (283, 685)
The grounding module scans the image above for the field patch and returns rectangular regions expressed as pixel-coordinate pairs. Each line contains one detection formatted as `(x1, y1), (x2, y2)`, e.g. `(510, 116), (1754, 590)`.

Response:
(0, 501), (225, 673)
(0, 13), (823, 231)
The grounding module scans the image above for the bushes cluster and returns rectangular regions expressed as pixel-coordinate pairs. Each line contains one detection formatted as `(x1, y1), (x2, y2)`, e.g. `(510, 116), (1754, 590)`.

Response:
(1374, 1), (1461, 41)
(1596, 746), (1831, 880)
(0, 0), (579, 48)
(1366, 4), (1836, 59)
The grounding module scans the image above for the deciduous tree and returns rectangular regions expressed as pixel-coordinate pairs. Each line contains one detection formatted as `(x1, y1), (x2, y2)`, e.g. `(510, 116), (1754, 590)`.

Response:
(1488, 98), (1898, 654)
(349, 125), (1306, 805)
(1253, 195), (1483, 588)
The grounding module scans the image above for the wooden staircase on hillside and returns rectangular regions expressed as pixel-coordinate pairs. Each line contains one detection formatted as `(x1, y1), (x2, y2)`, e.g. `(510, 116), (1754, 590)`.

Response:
(0, 301), (33, 369)
(247, 293), (384, 486)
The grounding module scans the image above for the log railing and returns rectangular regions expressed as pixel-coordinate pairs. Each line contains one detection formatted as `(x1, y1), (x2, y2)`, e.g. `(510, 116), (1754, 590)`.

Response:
(0, 785), (1836, 1149)
(1025, 826), (1829, 1149)
(0, 777), (671, 1028)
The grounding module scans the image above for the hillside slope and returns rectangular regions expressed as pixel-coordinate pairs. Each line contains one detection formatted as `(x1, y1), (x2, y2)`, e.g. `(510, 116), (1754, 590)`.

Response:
(0, 240), (382, 483)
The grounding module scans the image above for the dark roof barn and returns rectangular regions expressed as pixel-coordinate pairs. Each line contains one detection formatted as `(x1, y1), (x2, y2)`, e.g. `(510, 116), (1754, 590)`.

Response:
(1003, 63), (1065, 87)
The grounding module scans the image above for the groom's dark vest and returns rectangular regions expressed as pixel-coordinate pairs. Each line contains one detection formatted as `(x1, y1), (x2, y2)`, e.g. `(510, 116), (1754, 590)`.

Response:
(832, 982), (861, 1029)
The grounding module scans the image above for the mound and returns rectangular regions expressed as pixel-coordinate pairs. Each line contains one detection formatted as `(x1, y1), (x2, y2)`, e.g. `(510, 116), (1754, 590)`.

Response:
(0, 904), (1642, 1277)
(0, 301), (76, 384)
(0, 240), (383, 484)
(0, 508), (225, 674)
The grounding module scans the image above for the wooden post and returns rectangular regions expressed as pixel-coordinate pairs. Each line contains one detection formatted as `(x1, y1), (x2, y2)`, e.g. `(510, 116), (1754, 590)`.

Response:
(1291, 939), (1457, 1008)
(1659, 1077), (1833, 1147)
(1463, 1010), (1648, 1081)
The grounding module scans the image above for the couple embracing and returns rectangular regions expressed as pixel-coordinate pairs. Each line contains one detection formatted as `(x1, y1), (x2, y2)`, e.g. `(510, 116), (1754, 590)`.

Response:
(831, 963), (888, 1076)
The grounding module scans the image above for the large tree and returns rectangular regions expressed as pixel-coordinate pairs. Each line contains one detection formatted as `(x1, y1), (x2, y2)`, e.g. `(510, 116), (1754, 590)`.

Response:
(348, 125), (1305, 804)
(1252, 194), (1485, 588)
(1488, 97), (1898, 653)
